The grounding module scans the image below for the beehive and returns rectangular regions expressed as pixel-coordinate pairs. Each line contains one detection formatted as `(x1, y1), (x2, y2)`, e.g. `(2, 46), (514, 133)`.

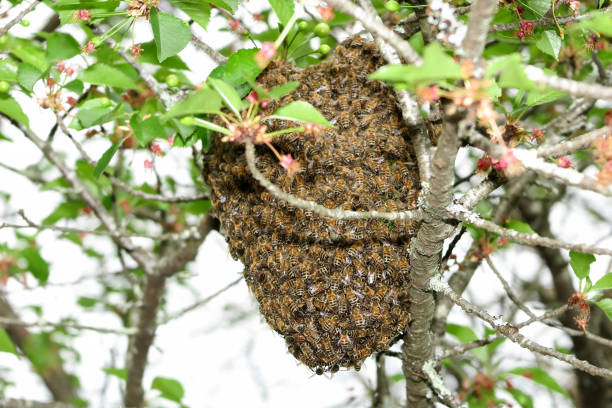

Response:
(203, 37), (420, 373)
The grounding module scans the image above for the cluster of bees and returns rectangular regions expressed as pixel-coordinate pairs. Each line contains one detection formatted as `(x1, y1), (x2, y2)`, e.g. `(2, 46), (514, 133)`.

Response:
(203, 37), (420, 373)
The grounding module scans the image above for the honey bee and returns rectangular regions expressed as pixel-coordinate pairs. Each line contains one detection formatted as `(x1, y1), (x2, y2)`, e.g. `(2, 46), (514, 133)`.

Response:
(351, 347), (370, 361)
(333, 251), (344, 267)
(309, 281), (326, 296)
(347, 244), (361, 259)
(311, 92), (324, 107)
(339, 111), (351, 129)
(375, 335), (390, 351)
(294, 279), (306, 297)
(325, 292), (338, 310)
(382, 243), (392, 264)
(399, 258), (409, 275)
(345, 288), (363, 306)
(338, 332), (353, 351)
(353, 169), (364, 187)
(371, 252), (384, 266)
(338, 294), (348, 314)
(374, 286), (388, 302)
(363, 99), (377, 113)
(321, 337), (334, 356)
(289, 246), (300, 266)
(367, 269), (376, 285)
(350, 99), (361, 112)
(366, 130), (377, 147)
(352, 309), (368, 328)
(338, 95), (349, 111)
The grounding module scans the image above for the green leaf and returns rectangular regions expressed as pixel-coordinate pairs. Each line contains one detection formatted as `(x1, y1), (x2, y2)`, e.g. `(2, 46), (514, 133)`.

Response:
(446, 323), (478, 343)
(45, 32), (81, 61)
(516, 0), (550, 17)
(78, 63), (139, 89)
(525, 88), (566, 107)
(270, 101), (333, 127)
(93, 138), (125, 178)
(369, 43), (461, 85)
(161, 88), (222, 120)
(595, 298), (612, 321)
(508, 367), (569, 398)
(75, 98), (116, 128)
(267, 81), (300, 99)
(77, 297), (97, 308)
(64, 79), (84, 94)
(103, 367), (127, 381)
(42, 201), (85, 225)
(389, 373), (404, 382)
(590, 274), (612, 291)
(208, 48), (263, 97)
(577, 13), (612, 36)
(446, 323), (487, 361)
(0, 328), (18, 356)
(137, 41), (189, 69)
(54, 1), (120, 10)
(17, 63), (43, 92)
(130, 115), (164, 145)
(504, 220), (535, 234)
(569, 251), (595, 280)
(487, 54), (536, 91)
(168, 0), (210, 30)
(151, 376), (184, 403)
(268, 0), (294, 25)
(0, 59), (18, 82)
(11, 45), (48, 72)
(506, 388), (534, 408)
(0, 94), (29, 126)
(208, 78), (242, 116)
(535, 30), (562, 61)
(150, 8), (191, 62)
(21, 247), (50, 285)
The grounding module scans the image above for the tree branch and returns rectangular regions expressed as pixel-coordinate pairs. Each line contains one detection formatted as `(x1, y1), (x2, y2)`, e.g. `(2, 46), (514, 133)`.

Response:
(525, 65), (612, 101)
(489, 6), (612, 33)
(0, 399), (77, 408)
(430, 277), (612, 379)
(0, 0), (40, 36)
(461, 0), (498, 61)
(244, 142), (424, 222)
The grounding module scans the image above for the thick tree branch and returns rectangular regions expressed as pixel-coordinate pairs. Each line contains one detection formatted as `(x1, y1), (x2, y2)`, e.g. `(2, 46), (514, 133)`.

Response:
(403, 120), (461, 407)
(489, 6), (612, 33)
(536, 126), (611, 158)
(461, 0), (498, 61)
(525, 65), (612, 101)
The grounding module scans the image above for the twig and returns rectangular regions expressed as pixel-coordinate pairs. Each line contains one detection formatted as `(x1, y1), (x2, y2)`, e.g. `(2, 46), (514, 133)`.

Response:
(0, 0), (39, 36)
(0, 316), (135, 335)
(0, 398), (77, 408)
(55, 116), (209, 203)
(486, 257), (537, 319)
(536, 126), (611, 158)
(447, 203), (612, 255)
(325, 0), (423, 65)
(422, 360), (462, 408)
(489, 6), (612, 33)
(244, 142), (424, 222)
(160, 276), (242, 324)
(525, 65), (612, 101)
(430, 277), (612, 379)
(191, 33), (228, 65)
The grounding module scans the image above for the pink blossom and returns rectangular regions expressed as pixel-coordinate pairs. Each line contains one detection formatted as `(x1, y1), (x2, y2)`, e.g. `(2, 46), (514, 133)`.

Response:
(56, 63), (65, 73)
(82, 40), (96, 54)
(229, 19), (240, 30)
(144, 159), (153, 170)
(72, 9), (91, 23)
(151, 144), (162, 156)
(246, 90), (259, 104)
(279, 153), (302, 177)
(130, 44), (143, 58)
(253, 13), (264, 21)
(568, 0), (580, 14)
(557, 156), (572, 168)
(254, 42), (277, 68)
(64, 66), (75, 76)
(317, 5), (335, 21)
(167, 136), (175, 146)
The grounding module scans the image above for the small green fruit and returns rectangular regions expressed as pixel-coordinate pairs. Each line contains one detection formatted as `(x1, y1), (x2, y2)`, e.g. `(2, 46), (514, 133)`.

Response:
(314, 22), (330, 37)
(99, 97), (111, 107)
(165, 74), (179, 88)
(180, 116), (195, 126)
(298, 21), (309, 31)
(20, 20), (30, 27)
(384, 0), (400, 12)
(319, 44), (331, 54)
(0, 81), (9, 93)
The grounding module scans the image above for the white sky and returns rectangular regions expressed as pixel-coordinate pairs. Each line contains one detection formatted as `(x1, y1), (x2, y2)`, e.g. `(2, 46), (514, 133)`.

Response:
(0, 1), (611, 407)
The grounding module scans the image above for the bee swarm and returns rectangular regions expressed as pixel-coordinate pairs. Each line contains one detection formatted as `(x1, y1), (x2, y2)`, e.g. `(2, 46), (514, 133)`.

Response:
(203, 37), (420, 373)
